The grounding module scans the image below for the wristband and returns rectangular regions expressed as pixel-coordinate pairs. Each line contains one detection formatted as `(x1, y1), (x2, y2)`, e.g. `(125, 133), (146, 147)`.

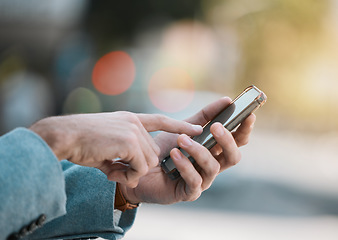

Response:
(114, 182), (139, 212)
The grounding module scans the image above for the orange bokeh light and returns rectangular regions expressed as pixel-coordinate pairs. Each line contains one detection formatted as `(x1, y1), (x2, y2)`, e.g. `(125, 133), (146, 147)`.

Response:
(148, 67), (194, 113)
(92, 51), (135, 95)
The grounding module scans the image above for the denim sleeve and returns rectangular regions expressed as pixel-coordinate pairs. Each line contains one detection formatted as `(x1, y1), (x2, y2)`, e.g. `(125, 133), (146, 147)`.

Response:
(0, 128), (137, 240)
(0, 128), (67, 240)
(30, 161), (137, 240)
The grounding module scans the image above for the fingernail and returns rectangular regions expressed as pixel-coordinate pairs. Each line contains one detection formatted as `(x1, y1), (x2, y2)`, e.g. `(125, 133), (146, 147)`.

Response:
(213, 124), (225, 138)
(172, 149), (182, 161)
(180, 134), (192, 147)
(192, 124), (203, 132)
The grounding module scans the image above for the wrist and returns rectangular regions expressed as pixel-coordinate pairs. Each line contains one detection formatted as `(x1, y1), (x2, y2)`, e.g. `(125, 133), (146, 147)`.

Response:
(118, 183), (141, 205)
(29, 117), (76, 161)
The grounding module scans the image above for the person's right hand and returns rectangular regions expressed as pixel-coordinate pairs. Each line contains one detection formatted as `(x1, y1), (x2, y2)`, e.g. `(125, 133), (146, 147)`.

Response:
(29, 112), (202, 188)
(118, 97), (256, 204)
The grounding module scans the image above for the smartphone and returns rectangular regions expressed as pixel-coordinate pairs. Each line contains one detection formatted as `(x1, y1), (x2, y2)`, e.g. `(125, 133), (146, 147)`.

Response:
(161, 85), (267, 180)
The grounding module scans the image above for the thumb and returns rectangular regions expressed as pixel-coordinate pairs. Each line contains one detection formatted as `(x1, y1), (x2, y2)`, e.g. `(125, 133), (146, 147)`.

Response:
(184, 97), (232, 126)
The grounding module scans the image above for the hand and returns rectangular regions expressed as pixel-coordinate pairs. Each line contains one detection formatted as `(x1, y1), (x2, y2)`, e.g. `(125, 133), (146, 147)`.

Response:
(29, 111), (202, 188)
(120, 97), (256, 204)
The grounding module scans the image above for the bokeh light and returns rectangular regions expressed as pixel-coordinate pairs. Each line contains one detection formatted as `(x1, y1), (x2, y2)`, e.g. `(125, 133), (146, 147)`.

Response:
(1, 71), (53, 131)
(92, 51), (135, 95)
(2, 1), (338, 239)
(63, 87), (102, 114)
(148, 67), (194, 113)
(156, 20), (220, 89)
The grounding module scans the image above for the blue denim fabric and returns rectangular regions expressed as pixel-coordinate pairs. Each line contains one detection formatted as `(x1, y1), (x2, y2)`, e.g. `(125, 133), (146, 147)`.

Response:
(0, 128), (136, 240)
(0, 128), (66, 239)
(30, 161), (137, 240)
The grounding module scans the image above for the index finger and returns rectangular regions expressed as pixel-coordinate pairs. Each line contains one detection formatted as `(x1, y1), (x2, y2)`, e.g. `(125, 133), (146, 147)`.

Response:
(137, 114), (203, 136)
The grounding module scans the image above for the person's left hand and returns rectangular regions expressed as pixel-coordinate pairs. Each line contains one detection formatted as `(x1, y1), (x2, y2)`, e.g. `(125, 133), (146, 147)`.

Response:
(119, 97), (256, 204)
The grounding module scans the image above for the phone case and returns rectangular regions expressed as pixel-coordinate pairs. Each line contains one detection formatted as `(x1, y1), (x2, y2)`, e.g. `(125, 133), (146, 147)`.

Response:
(161, 85), (267, 180)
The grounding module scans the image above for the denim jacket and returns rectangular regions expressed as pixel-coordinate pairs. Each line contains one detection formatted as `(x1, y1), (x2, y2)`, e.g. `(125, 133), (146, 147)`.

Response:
(0, 128), (136, 240)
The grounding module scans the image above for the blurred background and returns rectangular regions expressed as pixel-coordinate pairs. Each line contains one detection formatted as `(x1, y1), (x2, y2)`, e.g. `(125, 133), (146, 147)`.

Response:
(1, 0), (338, 239)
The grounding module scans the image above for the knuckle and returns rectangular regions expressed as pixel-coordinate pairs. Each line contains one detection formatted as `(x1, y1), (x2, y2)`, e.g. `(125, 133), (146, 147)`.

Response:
(242, 138), (249, 146)
(192, 148), (213, 167)
(237, 136), (250, 146)
(129, 123), (140, 134)
(187, 192), (201, 202)
(116, 110), (129, 117)
(190, 178), (203, 190)
(210, 162), (220, 175)
(178, 163), (191, 174)
(130, 116), (140, 126)
(199, 160), (214, 174)
(124, 133), (138, 145)
(229, 151), (241, 166)
(122, 111), (139, 124)
(150, 156), (159, 168)
(203, 182), (213, 191)
(155, 114), (168, 126)
(126, 181), (138, 188)
(137, 163), (149, 176)
(125, 171), (136, 183)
